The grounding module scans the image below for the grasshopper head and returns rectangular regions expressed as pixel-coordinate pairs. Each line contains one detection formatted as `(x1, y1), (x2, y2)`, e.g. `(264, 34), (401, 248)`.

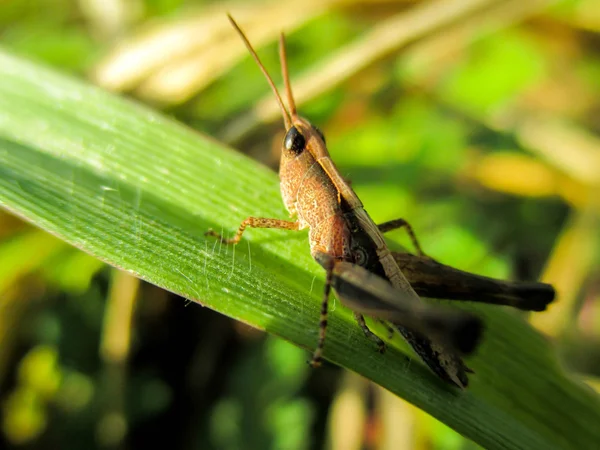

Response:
(227, 15), (330, 162)
(281, 118), (327, 160)
(228, 15), (332, 212)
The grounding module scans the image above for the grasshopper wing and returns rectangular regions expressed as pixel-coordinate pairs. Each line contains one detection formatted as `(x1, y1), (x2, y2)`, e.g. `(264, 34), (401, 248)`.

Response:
(393, 252), (555, 311)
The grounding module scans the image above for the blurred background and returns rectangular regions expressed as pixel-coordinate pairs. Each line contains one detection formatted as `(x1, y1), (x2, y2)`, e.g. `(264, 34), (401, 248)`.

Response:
(1, 0), (599, 448)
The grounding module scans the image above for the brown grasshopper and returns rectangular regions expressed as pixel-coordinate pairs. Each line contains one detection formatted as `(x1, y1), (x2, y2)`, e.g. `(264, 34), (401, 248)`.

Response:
(207, 16), (554, 388)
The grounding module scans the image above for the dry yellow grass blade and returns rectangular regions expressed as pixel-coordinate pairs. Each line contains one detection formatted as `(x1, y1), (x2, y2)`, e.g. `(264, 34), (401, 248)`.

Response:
(532, 200), (600, 336)
(93, 0), (339, 103)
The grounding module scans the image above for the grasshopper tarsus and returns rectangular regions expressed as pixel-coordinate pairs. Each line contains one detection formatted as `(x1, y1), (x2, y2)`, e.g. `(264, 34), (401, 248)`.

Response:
(354, 312), (387, 354)
(308, 357), (322, 368)
(378, 319), (396, 340)
(206, 217), (300, 244)
(204, 229), (236, 245)
(378, 218), (427, 257)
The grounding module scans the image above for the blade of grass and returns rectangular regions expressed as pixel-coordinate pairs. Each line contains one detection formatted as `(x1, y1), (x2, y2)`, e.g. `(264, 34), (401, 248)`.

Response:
(0, 50), (599, 450)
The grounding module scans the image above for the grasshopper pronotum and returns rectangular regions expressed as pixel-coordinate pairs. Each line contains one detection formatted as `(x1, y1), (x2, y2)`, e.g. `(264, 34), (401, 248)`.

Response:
(207, 16), (554, 388)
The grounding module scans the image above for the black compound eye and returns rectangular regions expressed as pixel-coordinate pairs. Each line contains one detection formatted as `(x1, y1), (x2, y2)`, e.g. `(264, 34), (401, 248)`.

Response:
(283, 126), (306, 154)
(354, 247), (368, 267)
(314, 126), (326, 145)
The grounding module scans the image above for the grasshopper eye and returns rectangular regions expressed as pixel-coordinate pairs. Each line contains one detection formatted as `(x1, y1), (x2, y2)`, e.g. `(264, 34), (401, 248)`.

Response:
(314, 126), (326, 145)
(284, 126), (306, 154)
(354, 247), (368, 266)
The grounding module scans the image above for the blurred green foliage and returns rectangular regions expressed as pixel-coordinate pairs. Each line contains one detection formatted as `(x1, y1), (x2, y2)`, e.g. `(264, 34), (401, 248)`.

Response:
(1, 0), (600, 449)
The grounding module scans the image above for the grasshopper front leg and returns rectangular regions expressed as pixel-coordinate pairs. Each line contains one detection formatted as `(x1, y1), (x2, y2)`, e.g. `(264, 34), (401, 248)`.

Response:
(206, 217), (300, 244)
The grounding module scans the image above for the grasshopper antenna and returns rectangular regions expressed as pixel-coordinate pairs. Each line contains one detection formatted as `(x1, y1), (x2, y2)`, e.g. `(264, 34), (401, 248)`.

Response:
(227, 14), (292, 130)
(279, 33), (298, 118)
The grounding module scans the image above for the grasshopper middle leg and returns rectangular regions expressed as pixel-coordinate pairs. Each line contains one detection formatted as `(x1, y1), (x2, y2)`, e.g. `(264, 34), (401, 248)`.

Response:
(354, 313), (386, 353)
(311, 254), (389, 365)
(377, 218), (426, 257)
(206, 217), (299, 244)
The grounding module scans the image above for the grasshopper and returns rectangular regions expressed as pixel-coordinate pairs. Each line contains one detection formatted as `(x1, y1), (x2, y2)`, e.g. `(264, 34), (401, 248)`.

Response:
(208, 16), (554, 388)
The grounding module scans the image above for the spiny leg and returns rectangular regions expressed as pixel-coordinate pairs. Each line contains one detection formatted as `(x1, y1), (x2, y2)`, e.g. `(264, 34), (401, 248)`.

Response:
(310, 257), (335, 368)
(354, 313), (386, 354)
(377, 218), (426, 257)
(206, 217), (299, 244)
